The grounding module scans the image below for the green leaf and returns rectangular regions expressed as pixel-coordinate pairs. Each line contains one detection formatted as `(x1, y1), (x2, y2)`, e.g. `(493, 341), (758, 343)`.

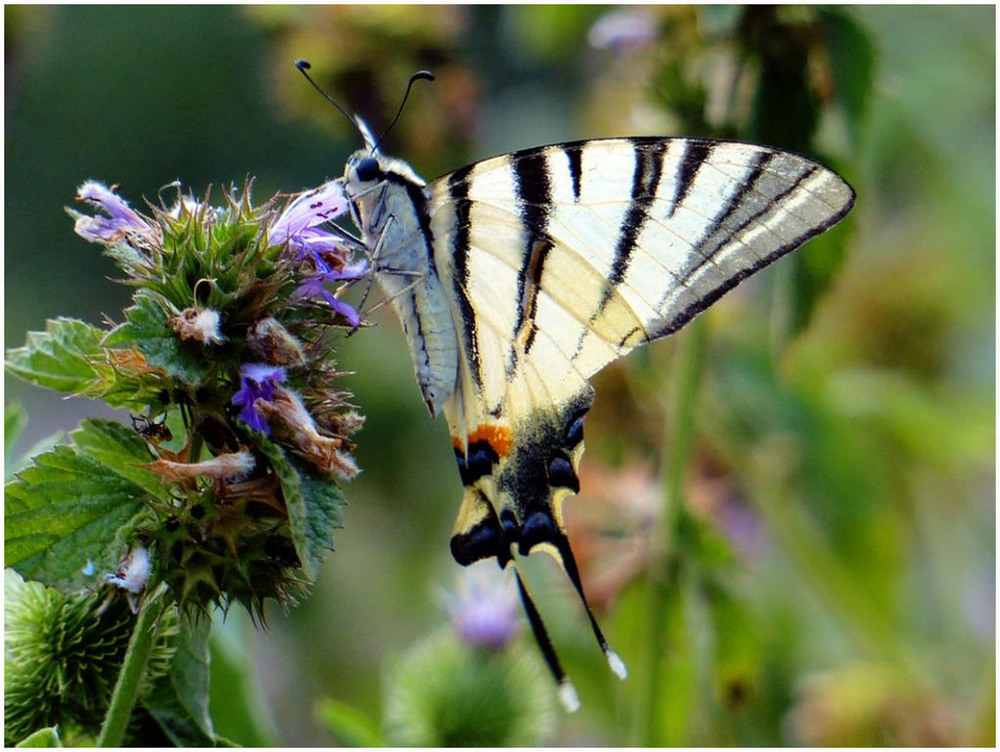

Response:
(105, 293), (212, 386)
(143, 616), (216, 747)
(256, 436), (345, 580)
(317, 697), (383, 748)
(209, 613), (274, 746)
(14, 727), (62, 748)
(71, 419), (166, 499)
(5, 421), (153, 590)
(5, 317), (106, 394)
(819, 7), (875, 147)
(782, 216), (853, 339)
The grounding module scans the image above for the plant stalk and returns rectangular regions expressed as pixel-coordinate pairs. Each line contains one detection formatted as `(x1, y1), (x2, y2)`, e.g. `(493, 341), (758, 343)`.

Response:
(640, 319), (707, 746)
(96, 584), (168, 747)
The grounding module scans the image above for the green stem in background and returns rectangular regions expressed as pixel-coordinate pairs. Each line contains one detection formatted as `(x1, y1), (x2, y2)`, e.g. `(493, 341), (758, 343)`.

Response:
(96, 584), (169, 747)
(640, 319), (707, 746)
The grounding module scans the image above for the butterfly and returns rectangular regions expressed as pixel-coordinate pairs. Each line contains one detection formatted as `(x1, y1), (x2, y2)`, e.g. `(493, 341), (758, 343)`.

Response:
(328, 83), (855, 709)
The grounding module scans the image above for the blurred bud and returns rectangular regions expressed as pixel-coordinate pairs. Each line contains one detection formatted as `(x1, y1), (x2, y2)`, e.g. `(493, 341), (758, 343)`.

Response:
(787, 664), (962, 746)
(248, 317), (306, 367)
(589, 9), (658, 52)
(441, 562), (520, 651)
(383, 629), (555, 747)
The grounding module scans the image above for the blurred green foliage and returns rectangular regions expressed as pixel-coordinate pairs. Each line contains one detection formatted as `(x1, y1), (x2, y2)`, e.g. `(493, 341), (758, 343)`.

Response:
(5, 4), (994, 747)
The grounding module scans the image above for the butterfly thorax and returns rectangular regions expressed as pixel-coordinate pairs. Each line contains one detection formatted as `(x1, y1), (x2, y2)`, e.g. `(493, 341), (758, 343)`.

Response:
(343, 150), (460, 416)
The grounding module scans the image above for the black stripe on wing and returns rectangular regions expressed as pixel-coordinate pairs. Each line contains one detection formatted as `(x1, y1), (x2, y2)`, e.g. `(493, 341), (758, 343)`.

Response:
(510, 148), (555, 373)
(650, 167), (856, 340)
(447, 164), (483, 388)
(564, 143), (583, 202)
(668, 140), (713, 217)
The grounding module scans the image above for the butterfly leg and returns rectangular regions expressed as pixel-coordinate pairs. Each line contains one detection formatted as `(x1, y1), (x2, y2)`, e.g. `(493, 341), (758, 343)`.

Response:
(353, 214), (395, 324)
(360, 268), (426, 317)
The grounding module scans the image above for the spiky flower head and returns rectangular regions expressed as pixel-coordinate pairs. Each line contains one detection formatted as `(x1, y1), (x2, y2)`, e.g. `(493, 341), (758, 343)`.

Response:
(4, 571), (178, 746)
(383, 629), (556, 747)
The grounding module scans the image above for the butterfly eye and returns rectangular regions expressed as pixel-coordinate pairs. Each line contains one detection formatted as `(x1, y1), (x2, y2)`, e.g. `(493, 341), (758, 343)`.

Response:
(355, 157), (381, 183)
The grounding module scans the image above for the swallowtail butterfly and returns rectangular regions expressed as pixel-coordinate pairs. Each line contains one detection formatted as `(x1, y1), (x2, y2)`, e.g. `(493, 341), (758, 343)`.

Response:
(320, 68), (855, 709)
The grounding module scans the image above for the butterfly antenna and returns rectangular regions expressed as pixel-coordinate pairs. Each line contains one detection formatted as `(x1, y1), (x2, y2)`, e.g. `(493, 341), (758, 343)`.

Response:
(295, 59), (363, 139)
(509, 564), (580, 712)
(371, 70), (435, 154)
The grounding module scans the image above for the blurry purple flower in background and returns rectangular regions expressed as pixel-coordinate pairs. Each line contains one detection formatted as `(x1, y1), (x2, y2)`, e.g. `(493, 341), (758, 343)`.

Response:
(441, 562), (521, 651)
(73, 180), (154, 244)
(588, 9), (657, 52)
(231, 363), (287, 434)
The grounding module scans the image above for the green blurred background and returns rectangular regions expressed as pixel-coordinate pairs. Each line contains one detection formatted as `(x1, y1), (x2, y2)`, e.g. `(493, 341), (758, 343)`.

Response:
(5, 5), (994, 746)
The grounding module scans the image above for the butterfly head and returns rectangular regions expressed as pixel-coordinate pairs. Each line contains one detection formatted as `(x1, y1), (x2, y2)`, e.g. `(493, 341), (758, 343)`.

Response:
(342, 147), (426, 237)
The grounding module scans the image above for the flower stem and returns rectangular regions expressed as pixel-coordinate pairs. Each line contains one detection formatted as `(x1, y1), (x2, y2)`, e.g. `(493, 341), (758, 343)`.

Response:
(640, 319), (707, 746)
(96, 584), (168, 747)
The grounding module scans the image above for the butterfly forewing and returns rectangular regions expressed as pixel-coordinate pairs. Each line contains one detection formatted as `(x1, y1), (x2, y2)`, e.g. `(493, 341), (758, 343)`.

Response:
(430, 138), (854, 379)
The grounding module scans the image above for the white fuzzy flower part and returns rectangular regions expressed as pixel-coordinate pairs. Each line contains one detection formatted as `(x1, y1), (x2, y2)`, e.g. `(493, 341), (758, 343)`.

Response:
(173, 307), (226, 345)
(106, 545), (151, 595)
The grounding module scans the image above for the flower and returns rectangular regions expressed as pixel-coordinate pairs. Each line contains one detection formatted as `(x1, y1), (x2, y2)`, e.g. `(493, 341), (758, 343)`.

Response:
(145, 451), (256, 484)
(271, 181), (367, 327)
(588, 9), (658, 52)
(253, 386), (359, 479)
(231, 363), (287, 434)
(441, 562), (520, 651)
(292, 259), (369, 327)
(73, 180), (154, 244)
(248, 317), (306, 366)
(270, 180), (348, 251)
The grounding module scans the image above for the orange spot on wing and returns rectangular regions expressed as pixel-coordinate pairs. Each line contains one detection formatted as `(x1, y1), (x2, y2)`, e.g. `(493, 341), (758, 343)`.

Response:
(451, 435), (464, 452)
(468, 424), (512, 458)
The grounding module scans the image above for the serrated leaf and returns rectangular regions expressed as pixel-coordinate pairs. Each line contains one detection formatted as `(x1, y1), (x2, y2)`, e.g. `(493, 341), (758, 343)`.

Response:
(143, 616), (216, 747)
(256, 436), (344, 580)
(4, 421), (155, 590)
(14, 727), (62, 748)
(71, 419), (167, 499)
(104, 294), (212, 386)
(5, 318), (106, 394)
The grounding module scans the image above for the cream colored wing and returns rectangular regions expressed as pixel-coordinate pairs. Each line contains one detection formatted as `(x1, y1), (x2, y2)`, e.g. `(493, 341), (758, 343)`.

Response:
(423, 137), (854, 692)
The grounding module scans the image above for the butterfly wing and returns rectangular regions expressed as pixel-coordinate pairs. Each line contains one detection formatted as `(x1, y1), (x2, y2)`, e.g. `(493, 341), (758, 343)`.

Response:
(419, 137), (853, 682)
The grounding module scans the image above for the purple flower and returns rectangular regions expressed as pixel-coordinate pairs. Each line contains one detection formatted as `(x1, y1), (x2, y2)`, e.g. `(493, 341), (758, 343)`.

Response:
(73, 180), (153, 244)
(588, 9), (657, 52)
(442, 563), (520, 651)
(271, 181), (366, 326)
(231, 363), (287, 434)
(293, 259), (368, 327)
(270, 181), (348, 255)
